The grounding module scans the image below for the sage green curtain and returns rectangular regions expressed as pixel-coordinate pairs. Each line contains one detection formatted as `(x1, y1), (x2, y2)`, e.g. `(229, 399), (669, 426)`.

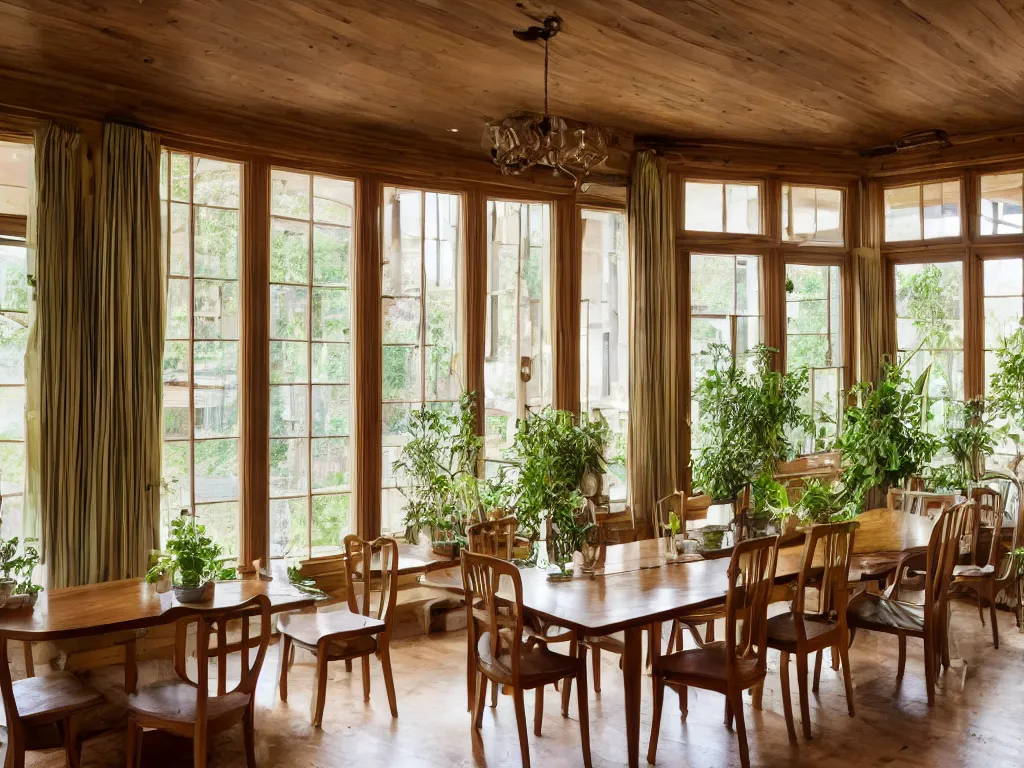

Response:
(86, 123), (164, 585)
(627, 150), (679, 529)
(32, 122), (90, 587)
(852, 246), (893, 384)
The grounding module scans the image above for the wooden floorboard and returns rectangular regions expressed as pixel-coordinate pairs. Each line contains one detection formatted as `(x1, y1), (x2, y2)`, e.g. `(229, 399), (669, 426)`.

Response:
(20, 600), (1024, 766)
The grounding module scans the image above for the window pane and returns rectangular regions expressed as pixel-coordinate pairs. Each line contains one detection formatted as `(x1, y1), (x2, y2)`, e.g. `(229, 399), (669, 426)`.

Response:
(382, 297), (421, 344)
(192, 341), (238, 438)
(725, 184), (760, 234)
(922, 181), (960, 239)
(684, 182), (723, 232)
(580, 209), (629, 503)
(311, 494), (350, 557)
(983, 258), (1023, 297)
(193, 279), (238, 340)
(690, 254), (735, 314)
(382, 345), (420, 401)
(895, 262), (964, 435)
(980, 173), (1023, 236)
(885, 181), (961, 242)
(193, 439), (239, 503)
(269, 170), (356, 557)
(0, 141), (32, 216)
(782, 185), (843, 245)
(194, 207), (239, 278)
(194, 501), (239, 557)
(193, 158), (240, 208)
(884, 184), (922, 242)
(168, 203), (190, 277)
(160, 441), (190, 516)
(166, 278), (190, 339)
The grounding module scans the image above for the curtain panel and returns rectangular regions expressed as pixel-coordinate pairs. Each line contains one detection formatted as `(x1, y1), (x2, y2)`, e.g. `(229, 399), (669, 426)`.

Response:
(852, 246), (894, 384)
(85, 123), (164, 585)
(627, 150), (679, 529)
(31, 122), (90, 587)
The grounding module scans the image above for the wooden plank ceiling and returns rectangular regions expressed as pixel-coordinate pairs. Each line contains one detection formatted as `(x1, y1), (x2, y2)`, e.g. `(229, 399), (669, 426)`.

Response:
(2, 0), (1024, 163)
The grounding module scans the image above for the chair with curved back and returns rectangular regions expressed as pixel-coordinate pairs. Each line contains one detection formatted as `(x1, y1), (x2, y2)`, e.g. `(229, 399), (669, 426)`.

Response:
(648, 535), (779, 768)
(763, 521), (858, 741)
(847, 501), (973, 705)
(949, 487), (1004, 647)
(462, 550), (591, 768)
(467, 516), (519, 560)
(278, 535), (399, 726)
(125, 594), (272, 768)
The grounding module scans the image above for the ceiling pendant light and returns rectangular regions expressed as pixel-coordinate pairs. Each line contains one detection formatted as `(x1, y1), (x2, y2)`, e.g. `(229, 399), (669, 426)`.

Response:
(484, 16), (610, 187)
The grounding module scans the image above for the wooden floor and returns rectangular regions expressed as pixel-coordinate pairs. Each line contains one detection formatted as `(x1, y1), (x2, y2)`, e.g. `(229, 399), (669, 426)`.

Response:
(21, 601), (1024, 767)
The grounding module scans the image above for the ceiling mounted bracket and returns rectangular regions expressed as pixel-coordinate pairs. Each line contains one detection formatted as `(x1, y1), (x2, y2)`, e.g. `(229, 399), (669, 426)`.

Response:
(513, 16), (562, 42)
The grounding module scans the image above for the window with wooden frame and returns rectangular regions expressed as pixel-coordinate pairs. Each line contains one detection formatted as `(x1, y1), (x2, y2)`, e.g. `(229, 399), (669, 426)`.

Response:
(0, 139), (32, 542)
(683, 180), (761, 234)
(579, 208), (628, 503)
(380, 187), (462, 535)
(781, 184), (844, 246)
(484, 200), (551, 465)
(893, 260), (964, 436)
(266, 169), (355, 560)
(785, 262), (843, 451)
(979, 172), (1024, 235)
(158, 151), (242, 554)
(982, 256), (1024, 460)
(883, 179), (961, 242)
(689, 252), (763, 429)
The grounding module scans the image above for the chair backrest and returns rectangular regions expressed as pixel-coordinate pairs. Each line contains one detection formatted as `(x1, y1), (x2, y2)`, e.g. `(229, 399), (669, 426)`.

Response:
(467, 516), (518, 560)
(969, 487), (1004, 567)
(181, 594), (271, 722)
(461, 550), (524, 681)
(923, 501), (973, 628)
(724, 535), (779, 682)
(792, 520), (859, 622)
(343, 535), (399, 626)
(887, 488), (955, 519)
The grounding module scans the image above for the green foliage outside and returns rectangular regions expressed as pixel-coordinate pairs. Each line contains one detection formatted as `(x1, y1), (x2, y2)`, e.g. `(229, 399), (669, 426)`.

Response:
(692, 344), (811, 501)
(988, 324), (1024, 465)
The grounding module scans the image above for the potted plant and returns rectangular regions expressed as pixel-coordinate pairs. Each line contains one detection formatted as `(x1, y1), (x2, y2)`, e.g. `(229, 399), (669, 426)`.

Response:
(988, 324), (1024, 477)
(836, 354), (939, 510)
(692, 344), (811, 509)
(11, 541), (42, 608)
(393, 391), (483, 556)
(507, 409), (607, 578)
(147, 516), (236, 602)
(0, 536), (19, 607)
(924, 398), (1003, 494)
(792, 479), (857, 527)
(749, 471), (792, 536)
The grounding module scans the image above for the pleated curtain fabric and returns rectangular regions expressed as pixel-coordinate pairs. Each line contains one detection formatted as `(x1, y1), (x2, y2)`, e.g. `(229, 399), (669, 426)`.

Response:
(85, 123), (164, 585)
(32, 122), (90, 587)
(627, 150), (679, 529)
(852, 246), (894, 384)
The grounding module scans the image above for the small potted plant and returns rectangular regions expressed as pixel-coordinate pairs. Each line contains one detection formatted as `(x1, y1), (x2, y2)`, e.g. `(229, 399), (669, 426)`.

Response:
(792, 480), (858, 527)
(11, 541), (42, 608)
(147, 516), (236, 603)
(0, 536), (19, 608)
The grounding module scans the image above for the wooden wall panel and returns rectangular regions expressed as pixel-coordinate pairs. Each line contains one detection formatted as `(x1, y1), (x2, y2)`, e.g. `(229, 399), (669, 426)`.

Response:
(553, 198), (582, 414)
(353, 177), (383, 538)
(239, 158), (270, 570)
(463, 189), (487, 437)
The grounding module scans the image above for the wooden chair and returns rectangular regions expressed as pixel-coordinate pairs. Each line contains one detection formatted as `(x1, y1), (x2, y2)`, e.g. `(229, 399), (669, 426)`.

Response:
(462, 550), (591, 768)
(467, 516), (518, 560)
(949, 487), (1003, 648)
(648, 535), (779, 768)
(278, 535), (399, 727)
(764, 521), (858, 741)
(0, 639), (104, 768)
(125, 594), (272, 768)
(847, 501), (972, 705)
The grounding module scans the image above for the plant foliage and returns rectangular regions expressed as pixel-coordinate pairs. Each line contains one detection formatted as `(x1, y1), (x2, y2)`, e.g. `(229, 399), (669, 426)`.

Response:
(989, 324), (1024, 461)
(147, 516), (236, 588)
(692, 344), (812, 500)
(836, 356), (939, 507)
(793, 479), (857, 525)
(925, 398), (1002, 492)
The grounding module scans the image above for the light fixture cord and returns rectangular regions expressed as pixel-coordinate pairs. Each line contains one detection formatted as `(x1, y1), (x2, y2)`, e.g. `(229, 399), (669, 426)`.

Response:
(543, 35), (550, 118)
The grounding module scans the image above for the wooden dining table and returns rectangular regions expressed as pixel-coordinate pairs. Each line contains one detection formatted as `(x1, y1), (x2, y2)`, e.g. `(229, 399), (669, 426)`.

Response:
(0, 577), (322, 694)
(421, 508), (937, 768)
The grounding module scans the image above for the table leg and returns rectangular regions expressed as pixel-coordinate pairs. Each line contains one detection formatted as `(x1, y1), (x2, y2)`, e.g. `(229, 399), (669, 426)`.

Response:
(124, 638), (138, 695)
(622, 626), (643, 768)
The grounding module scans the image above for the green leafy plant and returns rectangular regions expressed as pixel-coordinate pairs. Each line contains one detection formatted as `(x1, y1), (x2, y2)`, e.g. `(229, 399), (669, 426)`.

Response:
(793, 480), (857, 525)
(989, 324), (1024, 467)
(286, 562), (325, 596)
(0, 536), (43, 595)
(146, 516), (236, 588)
(837, 355), (939, 508)
(692, 344), (812, 501)
(393, 391), (483, 552)
(508, 409), (608, 569)
(926, 398), (1002, 492)
(750, 471), (790, 521)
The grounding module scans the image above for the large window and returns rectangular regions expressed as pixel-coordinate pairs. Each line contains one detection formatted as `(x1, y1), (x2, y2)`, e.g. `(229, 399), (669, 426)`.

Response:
(0, 140), (32, 542)
(884, 180), (961, 242)
(684, 181), (760, 234)
(484, 201), (551, 462)
(159, 151), (242, 554)
(894, 261), (964, 435)
(786, 263), (843, 451)
(267, 170), (355, 560)
(689, 252), (762, 427)
(380, 188), (461, 534)
(580, 208), (628, 503)
(983, 257), (1024, 462)
(980, 173), (1024, 235)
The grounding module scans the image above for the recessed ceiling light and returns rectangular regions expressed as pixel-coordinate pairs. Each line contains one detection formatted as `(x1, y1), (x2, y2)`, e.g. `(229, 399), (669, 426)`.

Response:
(447, 127), (459, 133)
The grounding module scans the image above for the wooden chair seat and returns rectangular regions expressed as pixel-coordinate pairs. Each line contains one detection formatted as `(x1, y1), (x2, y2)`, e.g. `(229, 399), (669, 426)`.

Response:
(128, 681), (249, 728)
(765, 612), (839, 650)
(279, 611), (384, 659)
(848, 592), (925, 635)
(656, 641), (761, 690)
(11, 673), (105, 725)
(953, 563), (995, 578)
(477, 635), (579, 688)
